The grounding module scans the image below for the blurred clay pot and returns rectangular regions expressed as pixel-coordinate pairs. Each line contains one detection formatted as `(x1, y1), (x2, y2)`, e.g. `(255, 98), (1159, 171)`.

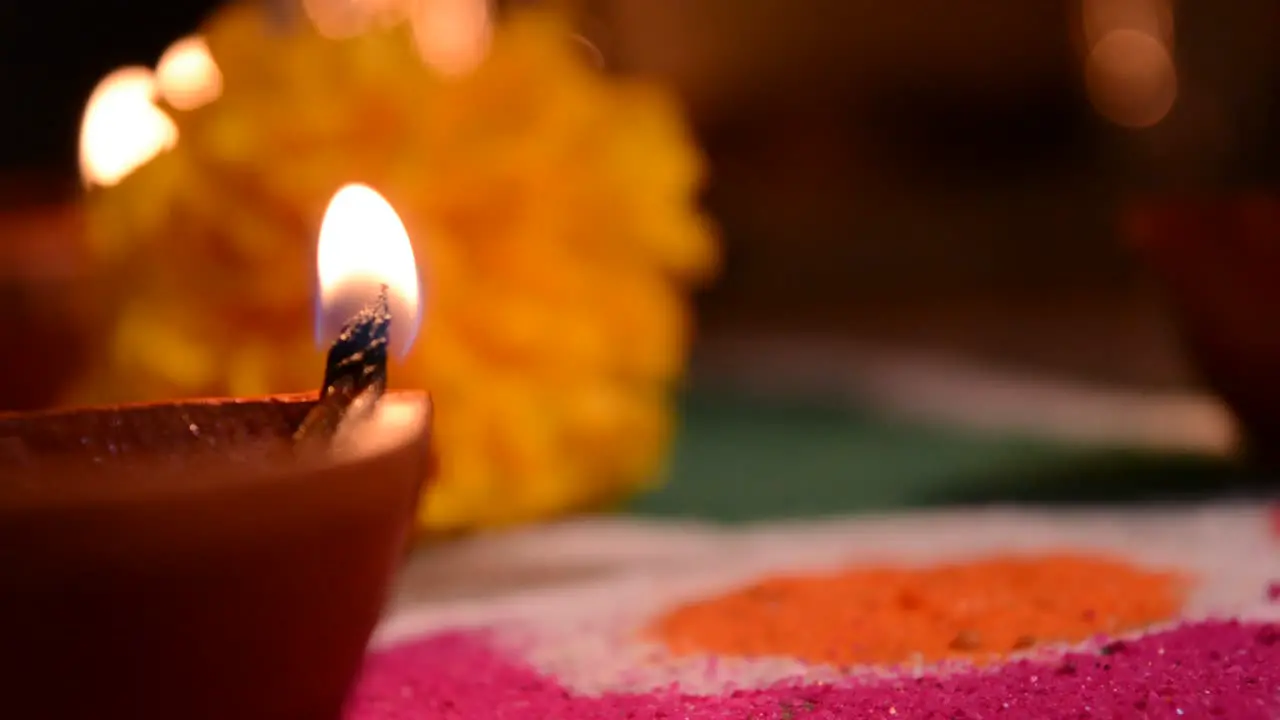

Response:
(1125, 193), (1280, 460)
(0, 391), (433, 720)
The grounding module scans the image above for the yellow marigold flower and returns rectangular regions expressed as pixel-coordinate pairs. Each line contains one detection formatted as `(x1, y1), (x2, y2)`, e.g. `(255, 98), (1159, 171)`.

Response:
(71, 2), (717, 533)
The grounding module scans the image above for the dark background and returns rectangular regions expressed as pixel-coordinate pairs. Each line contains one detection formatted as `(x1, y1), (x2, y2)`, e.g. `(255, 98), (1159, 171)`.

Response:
(0, 1), (216, 172)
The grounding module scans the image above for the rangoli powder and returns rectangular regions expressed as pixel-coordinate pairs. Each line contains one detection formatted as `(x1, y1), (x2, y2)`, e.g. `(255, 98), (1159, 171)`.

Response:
(651, 553), (1186, 665)
(347, 620), (1280, 720)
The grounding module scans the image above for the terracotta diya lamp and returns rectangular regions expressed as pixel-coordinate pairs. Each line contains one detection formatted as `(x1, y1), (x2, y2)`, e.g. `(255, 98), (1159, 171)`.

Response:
(0, 392), (431, 719)
(0, 183), (431, 719)
(1124, 192), (1280, 462)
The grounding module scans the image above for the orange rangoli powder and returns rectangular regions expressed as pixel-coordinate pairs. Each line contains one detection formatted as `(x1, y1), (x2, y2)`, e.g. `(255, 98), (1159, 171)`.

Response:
(651, 553), (1187, 666)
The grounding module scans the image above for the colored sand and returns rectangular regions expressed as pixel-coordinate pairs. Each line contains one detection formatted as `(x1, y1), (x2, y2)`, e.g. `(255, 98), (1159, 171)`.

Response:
(348, 620), (1280, 720)
(651, 553), (1185, 665)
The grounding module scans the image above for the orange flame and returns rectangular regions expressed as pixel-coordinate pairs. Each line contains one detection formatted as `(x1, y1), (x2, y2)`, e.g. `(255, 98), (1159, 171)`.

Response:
(316, 183), (424, 358)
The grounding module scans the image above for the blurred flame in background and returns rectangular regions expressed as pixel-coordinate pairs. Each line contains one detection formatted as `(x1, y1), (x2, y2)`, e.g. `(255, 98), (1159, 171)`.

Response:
(1081, 0), (1177, 128)
(78, 67), (178, 187)
(302, 0), (493, 74)
(302, 0), (406, 38)
(156, 36), (224, 111)
(410, 0), (492, 76)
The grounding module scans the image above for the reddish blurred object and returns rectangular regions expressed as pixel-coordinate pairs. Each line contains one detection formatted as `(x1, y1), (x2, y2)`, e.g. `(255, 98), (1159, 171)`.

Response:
(1125, 193), (1280, 462)
(0, 176), (88, 412)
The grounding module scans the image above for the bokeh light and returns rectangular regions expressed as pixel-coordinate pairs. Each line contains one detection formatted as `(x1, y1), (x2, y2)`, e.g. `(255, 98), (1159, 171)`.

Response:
(156, 35), (224, 111)
(410, 0), (492, 76)
(1080, 0), (1177, 128)
(78, 67), (178, 187)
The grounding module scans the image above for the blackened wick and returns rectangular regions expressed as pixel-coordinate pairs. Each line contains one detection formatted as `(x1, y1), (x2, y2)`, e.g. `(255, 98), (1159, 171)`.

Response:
(293, 285), (391, 445)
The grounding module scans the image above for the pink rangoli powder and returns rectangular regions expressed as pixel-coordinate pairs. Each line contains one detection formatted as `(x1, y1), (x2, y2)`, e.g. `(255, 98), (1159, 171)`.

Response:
(348, 620), (1280, 720)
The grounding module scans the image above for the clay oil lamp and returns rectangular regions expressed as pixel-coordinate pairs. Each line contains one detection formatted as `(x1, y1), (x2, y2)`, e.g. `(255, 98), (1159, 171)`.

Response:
(0, 183), (432, 720)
